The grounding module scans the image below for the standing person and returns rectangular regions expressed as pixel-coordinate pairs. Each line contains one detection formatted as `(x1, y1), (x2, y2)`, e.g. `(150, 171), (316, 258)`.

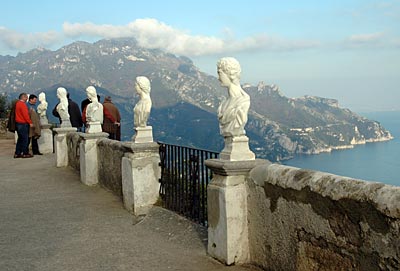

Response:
(14, 93), (33, 158)
(67, 93), (83, 131)
(27, 94), (42, 155)
(102, 96), (121, 140)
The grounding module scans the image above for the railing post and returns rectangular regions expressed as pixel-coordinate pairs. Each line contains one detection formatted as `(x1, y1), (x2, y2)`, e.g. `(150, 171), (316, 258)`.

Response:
(53, 127), (77, 167)
(78, 132), (109, 186)
(205, 158), (269, 265)
(121, 142), (161, 216)
(37, 123), (53, 154)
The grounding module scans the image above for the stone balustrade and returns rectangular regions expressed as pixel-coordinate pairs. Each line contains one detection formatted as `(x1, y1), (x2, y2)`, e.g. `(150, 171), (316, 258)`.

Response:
(59, 128), (399, 270)
(64, 131), (160, 216)
(244, 163), (400, 270)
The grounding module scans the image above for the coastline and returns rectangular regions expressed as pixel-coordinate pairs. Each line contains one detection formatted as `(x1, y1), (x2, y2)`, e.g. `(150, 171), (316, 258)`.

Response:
(294, 134), (394, 157)
(282, 111), (400, 186)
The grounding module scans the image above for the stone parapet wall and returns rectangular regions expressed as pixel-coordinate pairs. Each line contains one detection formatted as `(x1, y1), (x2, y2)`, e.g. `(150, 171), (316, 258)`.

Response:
(0, 118), (14, 139)
(247, 163), (400, 271)
(97, 139), (132, 198)
(67, 133), (82, 172)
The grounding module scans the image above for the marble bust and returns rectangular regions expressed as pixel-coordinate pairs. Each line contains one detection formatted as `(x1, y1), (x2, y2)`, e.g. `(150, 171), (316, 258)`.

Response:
(37, 92), (48, 123)
(56, 87), (71, 127)
(217, 57), (250, 137)
(134, 76), (152, 128)
(85, 86), (103, 133)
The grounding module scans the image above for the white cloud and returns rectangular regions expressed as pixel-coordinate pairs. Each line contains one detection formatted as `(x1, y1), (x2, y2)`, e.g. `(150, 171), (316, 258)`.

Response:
(0, 26), (60, 51)
(342, 32), (391, 49)
(63, 18), (320, 56)
(348, 32), (384, 43)
(0, 19), (321, 56)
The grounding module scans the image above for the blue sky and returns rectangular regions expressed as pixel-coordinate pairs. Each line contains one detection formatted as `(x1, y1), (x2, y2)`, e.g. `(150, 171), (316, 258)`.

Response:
(1, 0), (399, 112)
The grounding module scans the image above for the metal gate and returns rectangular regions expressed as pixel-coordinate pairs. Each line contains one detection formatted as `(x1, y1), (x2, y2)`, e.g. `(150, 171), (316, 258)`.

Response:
(158, 142), (218, 226)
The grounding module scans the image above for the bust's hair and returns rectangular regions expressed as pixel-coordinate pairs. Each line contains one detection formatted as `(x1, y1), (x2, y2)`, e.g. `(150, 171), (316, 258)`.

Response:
(57, 87), (67, 98)
(57, 87), (68, 110)
(135, 76), (151, 94)
(39, 92), (46, 101)
(86, 86), (98, 100)
(217, 57), (241, 84)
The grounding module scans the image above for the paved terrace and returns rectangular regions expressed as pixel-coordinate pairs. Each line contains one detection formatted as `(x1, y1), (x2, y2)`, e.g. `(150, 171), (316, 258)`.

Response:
(0, 139), (260, 271)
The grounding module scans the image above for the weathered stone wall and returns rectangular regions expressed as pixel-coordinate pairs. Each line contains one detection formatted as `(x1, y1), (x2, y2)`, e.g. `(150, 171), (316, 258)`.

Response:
(0, 119), (7, 138)
(0, 118), (14, 139)
(97, 139), (132, 198)
(247, 164), (400, 271)
(67, 133), (82, 172)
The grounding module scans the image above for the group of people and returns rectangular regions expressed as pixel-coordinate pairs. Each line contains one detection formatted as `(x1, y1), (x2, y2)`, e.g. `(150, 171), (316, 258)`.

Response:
(51, 87), (121, 140)
(9, 93), (42, 158)
(9, 88), (122, 158)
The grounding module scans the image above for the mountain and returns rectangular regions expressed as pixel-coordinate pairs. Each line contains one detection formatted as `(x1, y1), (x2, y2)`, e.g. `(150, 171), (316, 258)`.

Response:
(0, 38), (393, 161)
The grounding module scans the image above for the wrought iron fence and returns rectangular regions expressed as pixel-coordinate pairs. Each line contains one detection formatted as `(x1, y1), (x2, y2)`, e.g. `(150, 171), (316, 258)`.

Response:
(158, 142), (219, 226)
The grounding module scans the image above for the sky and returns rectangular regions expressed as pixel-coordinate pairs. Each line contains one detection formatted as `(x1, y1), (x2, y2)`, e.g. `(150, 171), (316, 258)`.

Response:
(0, 0), (399, 112)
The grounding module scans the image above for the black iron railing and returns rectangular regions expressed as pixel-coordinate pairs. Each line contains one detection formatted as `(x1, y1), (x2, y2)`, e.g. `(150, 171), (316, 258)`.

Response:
(158, 142), (219, 226)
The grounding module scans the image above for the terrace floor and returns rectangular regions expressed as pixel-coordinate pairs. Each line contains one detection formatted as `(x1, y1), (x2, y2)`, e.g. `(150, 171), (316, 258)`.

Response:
(0, 139), (260, 271)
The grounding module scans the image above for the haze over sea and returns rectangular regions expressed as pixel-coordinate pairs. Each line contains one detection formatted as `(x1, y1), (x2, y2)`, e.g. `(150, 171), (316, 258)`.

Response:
(282, 111), (400, 187)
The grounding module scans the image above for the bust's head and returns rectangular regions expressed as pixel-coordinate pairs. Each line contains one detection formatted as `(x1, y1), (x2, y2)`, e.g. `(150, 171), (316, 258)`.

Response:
(86, 86), (97, 101)
(217, 57), (241, 85)
(135, 76), (151, 95)
(39, 92), (46, 102)
(57, 87), (67, 99)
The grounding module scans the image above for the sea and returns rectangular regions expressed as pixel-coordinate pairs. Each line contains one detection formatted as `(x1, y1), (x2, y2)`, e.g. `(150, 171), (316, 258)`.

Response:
(282, 111), (400, 187)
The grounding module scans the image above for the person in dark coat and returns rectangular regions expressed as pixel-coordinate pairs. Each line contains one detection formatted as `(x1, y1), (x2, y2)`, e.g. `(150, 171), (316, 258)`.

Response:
(27, 94), (42, 155)
(52, 93), (83, 131)
(102, 96), (121, 140)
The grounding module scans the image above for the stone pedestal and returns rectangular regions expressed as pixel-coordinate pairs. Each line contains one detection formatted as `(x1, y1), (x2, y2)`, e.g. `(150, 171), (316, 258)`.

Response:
(40, 116), (48, 125)
(220, 135), (255, 161)
(132, 126), (153, 143)
(205, 159), (269, 265)
(54, 127), (77, 167)
(79, 132), (109, 186)
(38, 123), (53, 154)
(60, 119), (72, 128)
(122, 142), (161, 215)
(86, 121), (102, 133)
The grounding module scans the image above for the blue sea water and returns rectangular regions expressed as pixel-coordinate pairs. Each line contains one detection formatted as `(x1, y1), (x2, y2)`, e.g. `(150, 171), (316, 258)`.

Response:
(282, 111), (400, 187)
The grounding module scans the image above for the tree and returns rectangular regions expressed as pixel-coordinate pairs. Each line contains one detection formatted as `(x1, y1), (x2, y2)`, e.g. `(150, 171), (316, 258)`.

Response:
(0, 93), (10, 119)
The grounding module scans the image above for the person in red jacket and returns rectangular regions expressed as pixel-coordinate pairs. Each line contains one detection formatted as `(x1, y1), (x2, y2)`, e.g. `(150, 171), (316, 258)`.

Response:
(14, 93), (33, 158)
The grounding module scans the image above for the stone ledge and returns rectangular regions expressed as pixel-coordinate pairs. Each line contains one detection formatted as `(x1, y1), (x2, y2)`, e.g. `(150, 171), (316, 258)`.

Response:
(53, 127), (77, 134)
(250, 163), (400, 218)
(78, 132), (109, 139)
(123, 141), (160, 153)
(205, 158), (270, 176)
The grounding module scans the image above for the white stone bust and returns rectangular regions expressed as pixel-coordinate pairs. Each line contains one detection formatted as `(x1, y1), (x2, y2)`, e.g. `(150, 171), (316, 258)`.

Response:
(37, 92), (48, 118)
(217, 57), (250, 137)
(85, 86), (103, 124)
(134, 76), (152, 128)
(56, 87), (71, 126)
